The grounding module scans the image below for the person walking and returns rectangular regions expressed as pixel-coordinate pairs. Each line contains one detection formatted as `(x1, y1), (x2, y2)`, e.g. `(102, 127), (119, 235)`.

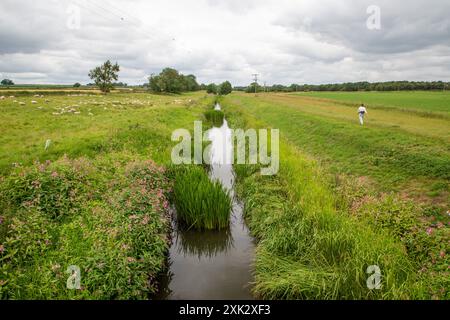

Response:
(358, 104), (368, 125)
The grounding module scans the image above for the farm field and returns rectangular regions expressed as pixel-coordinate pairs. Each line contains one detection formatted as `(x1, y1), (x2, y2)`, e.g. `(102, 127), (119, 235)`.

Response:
(295, 91), (450, 114)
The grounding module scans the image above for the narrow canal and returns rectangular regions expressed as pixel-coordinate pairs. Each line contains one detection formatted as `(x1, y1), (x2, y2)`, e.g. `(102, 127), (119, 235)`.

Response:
(155, 103), (255, 300)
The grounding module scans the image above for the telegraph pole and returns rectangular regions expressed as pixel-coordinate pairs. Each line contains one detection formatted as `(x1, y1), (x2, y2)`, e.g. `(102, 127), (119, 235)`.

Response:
(252, 74), (258, 96)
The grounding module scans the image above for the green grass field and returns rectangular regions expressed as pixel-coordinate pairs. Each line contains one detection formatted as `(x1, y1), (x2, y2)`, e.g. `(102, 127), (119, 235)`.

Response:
(0, 89), (448, 299)
(296, 91), (450, 114)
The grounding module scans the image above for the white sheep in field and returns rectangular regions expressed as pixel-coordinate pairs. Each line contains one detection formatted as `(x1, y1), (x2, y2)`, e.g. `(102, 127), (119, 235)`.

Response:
(31, 101), (37, 104)
(19, 102), (26, 106)
(0, 96), (5, 100)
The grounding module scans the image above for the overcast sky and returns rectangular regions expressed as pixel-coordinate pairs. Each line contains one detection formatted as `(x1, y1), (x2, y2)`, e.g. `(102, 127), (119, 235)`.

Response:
(1, 0), (449, 85)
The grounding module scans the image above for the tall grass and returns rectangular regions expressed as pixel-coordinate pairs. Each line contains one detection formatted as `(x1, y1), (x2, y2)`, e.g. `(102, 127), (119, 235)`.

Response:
(173, 166), (231, 230)
(204, 110), (224, 127)
(226, 98), (426, 299)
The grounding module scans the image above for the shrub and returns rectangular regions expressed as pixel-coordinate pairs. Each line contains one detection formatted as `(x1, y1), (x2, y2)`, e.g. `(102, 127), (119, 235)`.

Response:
(0, 156), (171, 299)
(0, 160), (90, 220)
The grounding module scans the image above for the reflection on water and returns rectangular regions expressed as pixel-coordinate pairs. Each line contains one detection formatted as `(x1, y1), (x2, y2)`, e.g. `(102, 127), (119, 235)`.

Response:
(154, 104), (255, 300)
(174, 225), (233, 259)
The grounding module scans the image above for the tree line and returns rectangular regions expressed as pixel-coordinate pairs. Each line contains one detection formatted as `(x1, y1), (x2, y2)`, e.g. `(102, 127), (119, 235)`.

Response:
(236, 81), (450, 93)
(87, 61), (233, 95)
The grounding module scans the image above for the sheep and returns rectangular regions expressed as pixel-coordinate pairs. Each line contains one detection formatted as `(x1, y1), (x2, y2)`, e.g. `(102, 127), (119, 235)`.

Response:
(19, 102), (26, 106)
(31, 101), (37, 104)
(0, 96), (5, 100)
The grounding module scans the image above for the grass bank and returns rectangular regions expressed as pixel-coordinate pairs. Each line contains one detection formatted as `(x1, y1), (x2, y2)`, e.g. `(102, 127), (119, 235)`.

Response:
(223, 95), (448, 299)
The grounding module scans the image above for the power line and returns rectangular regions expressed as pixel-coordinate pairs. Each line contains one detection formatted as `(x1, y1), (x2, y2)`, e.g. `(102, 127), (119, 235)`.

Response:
(252, 74), (258, 95)
(70, 0), (193, 55)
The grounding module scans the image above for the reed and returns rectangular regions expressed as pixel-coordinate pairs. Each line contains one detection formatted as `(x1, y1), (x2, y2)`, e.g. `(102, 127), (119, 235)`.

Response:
(173, 166), (231, 230)
(204, 110), (224, 127)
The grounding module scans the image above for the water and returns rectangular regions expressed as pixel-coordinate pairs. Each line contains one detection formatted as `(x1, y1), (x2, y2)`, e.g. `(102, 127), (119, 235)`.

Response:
(155, 104), (255, 300)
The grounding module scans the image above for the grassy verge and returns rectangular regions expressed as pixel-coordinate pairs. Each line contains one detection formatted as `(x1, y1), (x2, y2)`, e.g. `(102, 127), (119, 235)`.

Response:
(223, 96), (447, 299)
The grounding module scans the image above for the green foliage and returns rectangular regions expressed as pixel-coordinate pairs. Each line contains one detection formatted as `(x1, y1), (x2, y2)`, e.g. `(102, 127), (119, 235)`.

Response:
(239, 81), (450, 93)
(88, 60), (120, 93)
(219, 81), (233, 95)
(73, 83), (81, 88)
(245, 82), (263, 93)
(149, 68), (200, 93)
(206, 83), (217, 94)
(173, 166), (231, 230)
(1, 79), (14, 86)
(0, 157), (171, 299)
(204, 110), (224, 127)
(0, 161), (89, 220)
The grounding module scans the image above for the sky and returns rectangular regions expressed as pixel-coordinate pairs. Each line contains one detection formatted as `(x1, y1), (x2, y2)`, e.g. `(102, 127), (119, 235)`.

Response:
(0, 0), (449, 86)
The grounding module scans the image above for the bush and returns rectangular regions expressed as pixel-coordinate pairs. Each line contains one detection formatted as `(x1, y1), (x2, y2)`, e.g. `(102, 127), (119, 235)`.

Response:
(0, 156), (171, 299)
(173, 166), (231, 230)
(0, 160), (90, 220)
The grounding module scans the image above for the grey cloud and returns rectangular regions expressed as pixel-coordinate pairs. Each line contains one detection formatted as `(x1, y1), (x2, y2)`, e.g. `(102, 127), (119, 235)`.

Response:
(0, 0), (449, 85)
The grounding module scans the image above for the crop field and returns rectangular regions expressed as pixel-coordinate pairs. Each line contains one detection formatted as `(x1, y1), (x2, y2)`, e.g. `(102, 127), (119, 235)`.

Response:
(0, 89), (448, 300)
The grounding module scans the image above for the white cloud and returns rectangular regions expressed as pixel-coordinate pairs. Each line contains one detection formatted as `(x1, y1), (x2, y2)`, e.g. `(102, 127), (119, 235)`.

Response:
(0, 0), (449, 85)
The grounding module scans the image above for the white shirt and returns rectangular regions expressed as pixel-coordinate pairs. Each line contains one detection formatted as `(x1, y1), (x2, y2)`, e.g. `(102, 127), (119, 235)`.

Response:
(358, 106), (367, 114)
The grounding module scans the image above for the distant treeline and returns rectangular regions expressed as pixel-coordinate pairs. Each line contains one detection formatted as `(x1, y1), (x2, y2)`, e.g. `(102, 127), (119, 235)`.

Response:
(236, 81), (450, 93)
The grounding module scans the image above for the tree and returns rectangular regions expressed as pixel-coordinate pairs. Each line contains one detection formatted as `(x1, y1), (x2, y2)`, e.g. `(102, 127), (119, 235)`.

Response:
(206, 83), (217, 94)
(183, 74), (200, 91)
(73, 82), (81, 88)
(149, 68), (186, 93)
(245, 82), (263, 93)
(88, 60), (120, 93)
(219, 81), (232, 95)
(1, 79), (14, 86)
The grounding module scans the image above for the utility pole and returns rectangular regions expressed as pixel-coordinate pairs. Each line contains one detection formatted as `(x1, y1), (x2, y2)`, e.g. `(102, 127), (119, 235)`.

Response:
(252, 74), (258, 96)
(264, 81), (267, 93)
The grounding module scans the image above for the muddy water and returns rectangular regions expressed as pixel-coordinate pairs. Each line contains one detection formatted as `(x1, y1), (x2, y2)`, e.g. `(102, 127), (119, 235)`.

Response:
(155, 104), (255, 300)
